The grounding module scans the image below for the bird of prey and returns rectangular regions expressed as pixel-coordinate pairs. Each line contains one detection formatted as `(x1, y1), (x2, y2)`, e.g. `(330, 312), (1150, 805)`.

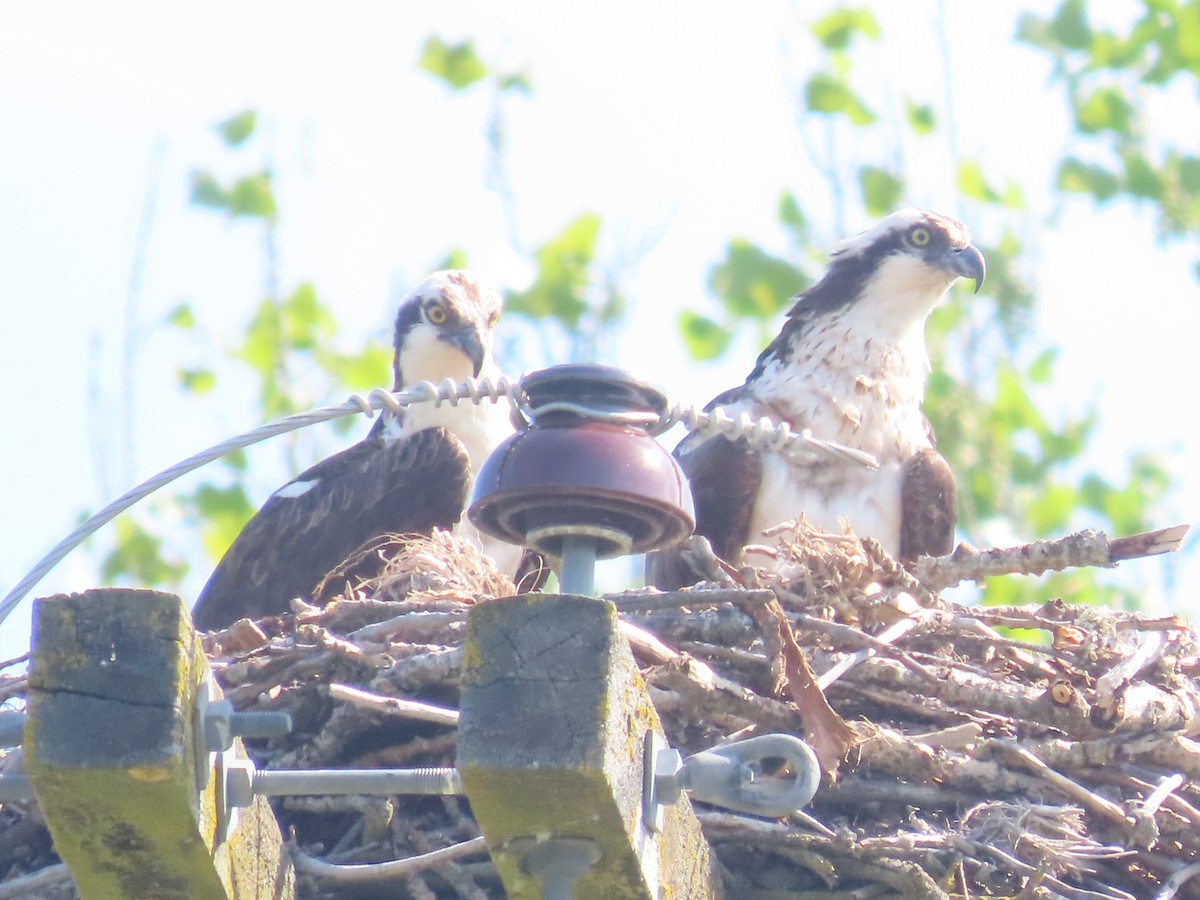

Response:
(192, 270), (525, 630)
(648, 208), (985, 589)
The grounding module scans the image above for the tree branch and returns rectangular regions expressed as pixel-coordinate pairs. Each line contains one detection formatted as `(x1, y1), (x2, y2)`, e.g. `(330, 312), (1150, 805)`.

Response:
(913, 525), (1190, 592)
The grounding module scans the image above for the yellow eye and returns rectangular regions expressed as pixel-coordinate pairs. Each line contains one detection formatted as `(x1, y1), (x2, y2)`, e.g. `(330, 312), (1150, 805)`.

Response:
(909, 226), (932, 247)
(426, 304), (449, 325)
(489, 311), (501, 328)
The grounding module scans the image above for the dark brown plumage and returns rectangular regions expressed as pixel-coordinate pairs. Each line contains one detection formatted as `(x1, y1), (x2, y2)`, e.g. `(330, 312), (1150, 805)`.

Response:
(899, 447), (957, 560)
(191, 427), (471, 630)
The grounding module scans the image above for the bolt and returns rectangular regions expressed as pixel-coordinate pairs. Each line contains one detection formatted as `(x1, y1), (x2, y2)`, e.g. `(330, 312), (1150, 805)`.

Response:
(221, 759), (465, 810)
(204, 699), (292, 752)
(517, 838), (601, 900)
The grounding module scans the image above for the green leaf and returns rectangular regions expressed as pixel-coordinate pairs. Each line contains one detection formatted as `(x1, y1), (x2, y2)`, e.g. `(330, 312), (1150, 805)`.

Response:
(418, 36), (488, 90)
(216, 109), (257, 147)
(778, 192), (807, 236)
(1178, 155), (1200, 193)
(165, 303), (195, 329)
(237, 299), (284, 378)
(1027, 348), (1058, 384)
(317, 345), (392, 391)
(506, 213), (601, 328)
(858, 165), (904, 216)
(177, 367), (217, 394)
(1015, 13), (1054, 50)
(192, 482), (253, 520)
(1057, 158), (1121, 200)
(1026, 483), (1078, 533)
(810, 8), (881, 50)
(956, 160), (1001, 203)
(190, 170), (228, 210)
(437, 248), (470, 271)
(498, 71), (533, 94)
(804, 73), (849, 113)
(1179, 4), (1200, 67)
(347, 345), (393, 389)
(1000, 180), (1027, 210)
(708, 239), (807, 321)
(222, 448), (248, 473)
(904, 100), (936, 136)
(101, 516), (188, 586)
(677, 311), (732, 361)
(227, 171), (277, 218)
(1074, 86), (1135, 135)
(1122, 152), (1164, 200)
(188, 483), (255, 561)
(1050, 0), (1091, 50)
(803, 73), (876, 124)
(282, 282), (335, 350)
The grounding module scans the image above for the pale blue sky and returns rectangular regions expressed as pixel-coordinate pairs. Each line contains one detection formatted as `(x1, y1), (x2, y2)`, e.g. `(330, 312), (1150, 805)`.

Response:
(1, 2), (1195, 657)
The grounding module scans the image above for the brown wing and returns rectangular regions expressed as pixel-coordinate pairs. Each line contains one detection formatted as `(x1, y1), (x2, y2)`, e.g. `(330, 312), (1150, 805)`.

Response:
(192, 427), (471, 630)
(645, 429), (763, 590)
(899, 447), (956, 562)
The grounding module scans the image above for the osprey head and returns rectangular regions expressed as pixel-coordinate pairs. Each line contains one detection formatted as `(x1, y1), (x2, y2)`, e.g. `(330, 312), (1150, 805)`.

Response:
(392, 270), (502, 389)
(826, 208), (985, 311)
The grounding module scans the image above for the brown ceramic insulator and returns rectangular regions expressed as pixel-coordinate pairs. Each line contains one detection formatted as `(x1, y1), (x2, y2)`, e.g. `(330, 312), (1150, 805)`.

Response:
(468, 366), (695, 558)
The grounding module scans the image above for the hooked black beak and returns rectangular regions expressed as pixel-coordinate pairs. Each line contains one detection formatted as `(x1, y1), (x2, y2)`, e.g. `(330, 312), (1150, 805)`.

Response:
(947, 244), (986, 294)
(441, 324), (487, 377)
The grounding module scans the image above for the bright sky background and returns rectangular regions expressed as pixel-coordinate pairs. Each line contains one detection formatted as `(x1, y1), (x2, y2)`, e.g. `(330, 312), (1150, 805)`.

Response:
(1, 2), (1196, 660)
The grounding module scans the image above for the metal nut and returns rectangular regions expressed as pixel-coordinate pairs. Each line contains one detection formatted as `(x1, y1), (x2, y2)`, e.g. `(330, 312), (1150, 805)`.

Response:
(653, 748), (685, 805)
(204, 699), (235, 752)
(224, 758), (256, 809)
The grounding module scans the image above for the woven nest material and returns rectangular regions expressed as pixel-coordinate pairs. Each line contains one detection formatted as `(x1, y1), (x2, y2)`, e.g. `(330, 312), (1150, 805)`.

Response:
(1, 523), (1197, 899)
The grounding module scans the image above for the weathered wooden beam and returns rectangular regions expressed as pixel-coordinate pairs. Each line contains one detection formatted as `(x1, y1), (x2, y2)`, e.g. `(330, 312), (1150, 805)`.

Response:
(24, 588), (293, 900)
(458, 593), (720, 899)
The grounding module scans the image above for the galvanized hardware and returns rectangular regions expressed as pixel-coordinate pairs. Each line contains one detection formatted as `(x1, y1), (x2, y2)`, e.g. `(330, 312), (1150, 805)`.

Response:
(194, 679), (293, 802)
(202, 697), (293, 753)
(222, 758), (465, 810)
(644, 732), (820, 824)
(511, 837), (602, 900)
(642, 730), (677, 832)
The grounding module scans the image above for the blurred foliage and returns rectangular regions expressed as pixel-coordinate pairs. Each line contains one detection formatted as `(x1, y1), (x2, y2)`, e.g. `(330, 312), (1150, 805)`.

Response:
(1019, 0), (1200, 252)
(419, 39), (627, 364)
(101, 513), (188, 586)
(506, 213), (601, 329)
(686, 192), (812, 358)
(97, 12), (1186, 613)
(102, 110), (393, 583)
(418, 36), (488, 90)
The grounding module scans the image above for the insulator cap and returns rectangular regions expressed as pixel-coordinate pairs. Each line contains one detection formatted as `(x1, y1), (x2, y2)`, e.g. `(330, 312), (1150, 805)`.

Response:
(468, 365), (695, 558)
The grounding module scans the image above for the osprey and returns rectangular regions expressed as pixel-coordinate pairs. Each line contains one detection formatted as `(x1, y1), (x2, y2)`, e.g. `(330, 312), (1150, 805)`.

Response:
(648, 208), (985, 589)
(192, 270), (525, 630)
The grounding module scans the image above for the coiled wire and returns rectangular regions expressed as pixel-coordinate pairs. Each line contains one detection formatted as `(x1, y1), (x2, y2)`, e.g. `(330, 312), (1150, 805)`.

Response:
(0, 374), (873, 626)
(658, 403), (878, 467)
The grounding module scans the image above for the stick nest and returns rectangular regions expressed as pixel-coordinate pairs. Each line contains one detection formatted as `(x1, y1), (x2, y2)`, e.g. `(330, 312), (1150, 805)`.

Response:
(2, 524), (1198, 899)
